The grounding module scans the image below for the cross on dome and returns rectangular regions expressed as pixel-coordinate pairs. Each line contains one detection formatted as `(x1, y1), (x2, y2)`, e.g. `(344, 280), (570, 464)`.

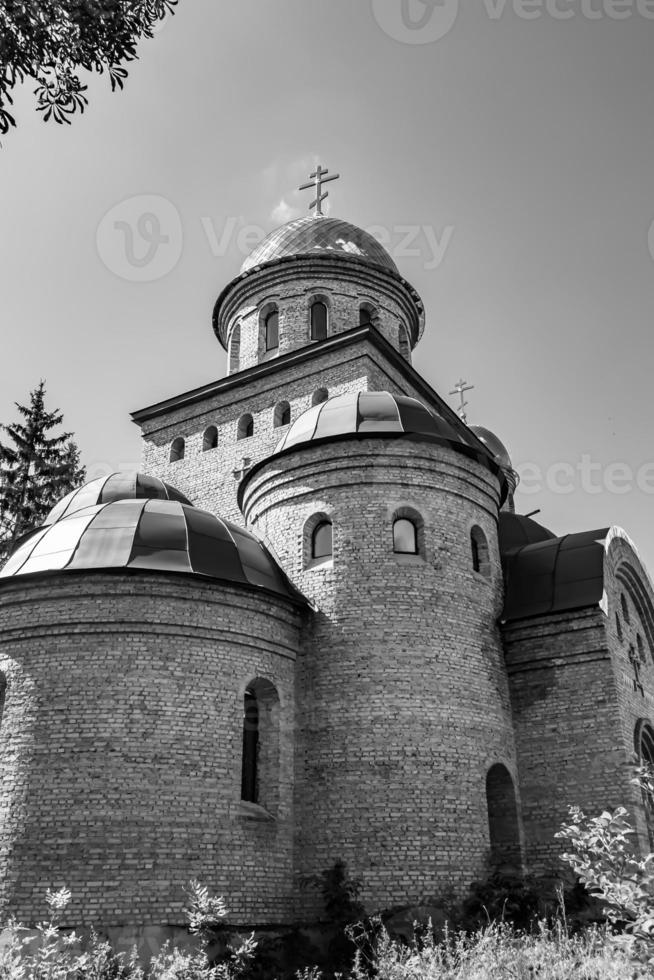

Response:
(298, 164), (340, 216)
(449, 378), (474, 424)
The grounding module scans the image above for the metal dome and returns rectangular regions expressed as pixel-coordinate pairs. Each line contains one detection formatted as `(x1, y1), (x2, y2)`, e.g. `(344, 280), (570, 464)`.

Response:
(469, 425), (513, 471)
(0, 499), (304, 603)
(274, 390), (485, 455)
(241, 216), (398, 273)
(44, 472), (192, 526)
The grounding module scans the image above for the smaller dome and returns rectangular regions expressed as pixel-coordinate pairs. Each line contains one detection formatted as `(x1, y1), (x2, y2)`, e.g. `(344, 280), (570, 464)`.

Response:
(274, 390), (483, 455)
(1, 499), (304, 603)
(44, 472), (192, 526)
(469, 426), (513, 471)
(241, 216), (398, 274)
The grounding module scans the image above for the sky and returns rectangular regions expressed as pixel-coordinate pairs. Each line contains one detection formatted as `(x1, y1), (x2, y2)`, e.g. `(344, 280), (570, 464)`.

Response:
(1, 0), (654, 568)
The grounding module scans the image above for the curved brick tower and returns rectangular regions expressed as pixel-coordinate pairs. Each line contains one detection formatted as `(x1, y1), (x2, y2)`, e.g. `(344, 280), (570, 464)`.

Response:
(239, 392), (523, 913)
(0, 480), (306, 940)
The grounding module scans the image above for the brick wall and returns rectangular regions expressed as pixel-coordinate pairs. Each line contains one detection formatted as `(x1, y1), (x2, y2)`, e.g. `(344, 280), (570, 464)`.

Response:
(0, 571), (304, 928)
(137, 331), (448, 525)
(503, 607), (635, 873)
(241, 437), (519, 914)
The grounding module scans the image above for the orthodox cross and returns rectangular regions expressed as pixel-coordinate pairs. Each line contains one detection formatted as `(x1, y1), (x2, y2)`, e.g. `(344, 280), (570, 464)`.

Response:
(299, 165), (340, 216)
(232, 457), (252, 482)
(449, 378), (474, 424)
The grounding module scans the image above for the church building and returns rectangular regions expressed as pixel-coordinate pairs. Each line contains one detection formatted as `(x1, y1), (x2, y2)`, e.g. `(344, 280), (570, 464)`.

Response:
(0, 169), (653, 947)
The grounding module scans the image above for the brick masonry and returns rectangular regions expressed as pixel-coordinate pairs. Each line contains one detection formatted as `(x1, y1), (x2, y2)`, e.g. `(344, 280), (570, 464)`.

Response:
(241, 437), (520, 914)
(0, 571), (303, 928)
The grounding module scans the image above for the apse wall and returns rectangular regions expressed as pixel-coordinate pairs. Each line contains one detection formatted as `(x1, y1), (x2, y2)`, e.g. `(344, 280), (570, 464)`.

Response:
(241, 437), (521, 914)
(0, 571), (303, 929)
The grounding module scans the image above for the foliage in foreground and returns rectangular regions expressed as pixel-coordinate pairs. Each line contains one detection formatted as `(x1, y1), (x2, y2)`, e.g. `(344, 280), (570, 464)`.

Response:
(557, 763), (654, 967)
(6, 768), (654, 979)
(0, 0), (178, 137)
(349, 918), (650, 980)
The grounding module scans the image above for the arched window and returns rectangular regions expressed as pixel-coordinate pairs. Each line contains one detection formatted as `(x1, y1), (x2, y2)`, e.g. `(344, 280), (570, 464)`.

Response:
(359, 304), (376, 327)
(311, 387), (329, 407)
(616, 612), (623, 641)
(241, 689), (258, 803)
(240, 678), (280, 812)
(635, 720), (654, 848)
(237, 413), (254, 440)
(312, 521), (333, 560)
(398, 324), (410, 359)
(265, 310), (279, 351)
(202, 425), (218, 451)
(622, 593), (631, 624)
(170, 437), (185, 462)
(273, 401), (291, 427)
(486, 763), (522, 868)
(310, 301), (328, 342)
(471, 525), (491, 579)
(638, 634), (646, 663)
(393, 518), (417, 555)
(229, 322), (241, 374)
(0, 675), (6, 729)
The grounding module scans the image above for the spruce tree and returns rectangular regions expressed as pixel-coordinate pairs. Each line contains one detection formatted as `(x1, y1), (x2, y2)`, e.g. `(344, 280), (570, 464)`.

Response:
(0, 382), (86, 560)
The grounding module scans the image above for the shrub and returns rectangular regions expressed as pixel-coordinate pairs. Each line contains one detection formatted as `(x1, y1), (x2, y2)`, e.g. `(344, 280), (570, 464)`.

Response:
(556, 764), (654, 967)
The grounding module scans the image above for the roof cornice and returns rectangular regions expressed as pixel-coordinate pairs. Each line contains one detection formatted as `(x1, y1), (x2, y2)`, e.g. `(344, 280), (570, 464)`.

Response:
(131, 325), (454, 427)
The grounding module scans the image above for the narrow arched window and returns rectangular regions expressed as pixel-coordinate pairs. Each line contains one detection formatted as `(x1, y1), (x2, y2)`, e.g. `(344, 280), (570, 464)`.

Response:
(241, 689), (259, 803)
(635, 720), (654, 848)
(622, 593), (631, 624)
(202, 425), (218, 451)
(310, 301), (328, 341)
(170, 437), (185, 462)
(237, 413), (254, 440)
(0, 675), (6, 730)
(486, 763), (522, 868)
(359, 304), (375, 327)
(471, 525), (491, 579)
(398, 324), (410, 359)
(240, 678), (280, 813)
(273, 401), (291, 427)
(616, 612), (623, 641)
(311, 387), (329, 407)
(229, 322), (241, 374)
(638, 634), (646, 662)
(265, 310), (279, 351)
(393, 518), (417, 555)
(312, 521), (333, 560)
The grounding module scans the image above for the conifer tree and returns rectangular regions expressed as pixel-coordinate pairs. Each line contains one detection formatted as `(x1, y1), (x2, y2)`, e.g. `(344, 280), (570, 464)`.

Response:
(0, 381), (85, 560)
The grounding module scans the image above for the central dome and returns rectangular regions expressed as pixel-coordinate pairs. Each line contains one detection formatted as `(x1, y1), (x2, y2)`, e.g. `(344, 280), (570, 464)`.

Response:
(241, 215), (398, 273)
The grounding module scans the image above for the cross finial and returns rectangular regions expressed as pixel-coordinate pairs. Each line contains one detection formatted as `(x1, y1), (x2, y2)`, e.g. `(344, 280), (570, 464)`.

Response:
(299, 164), (340, 216)
(449, 378), (474, 424)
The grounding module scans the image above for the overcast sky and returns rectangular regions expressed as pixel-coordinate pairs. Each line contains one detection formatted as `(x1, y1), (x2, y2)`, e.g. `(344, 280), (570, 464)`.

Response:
(1, 0), (654, 569)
